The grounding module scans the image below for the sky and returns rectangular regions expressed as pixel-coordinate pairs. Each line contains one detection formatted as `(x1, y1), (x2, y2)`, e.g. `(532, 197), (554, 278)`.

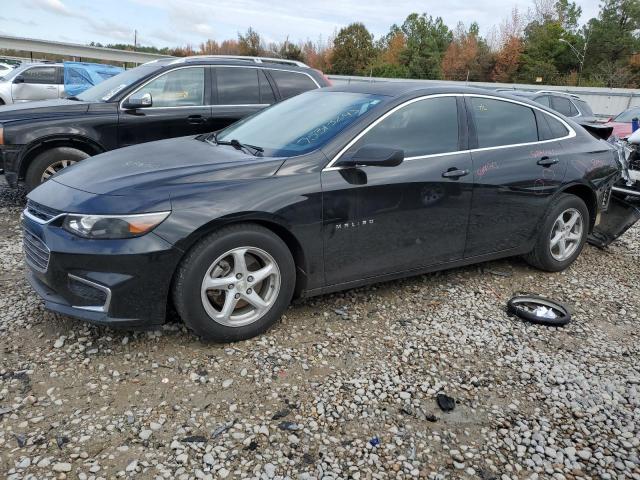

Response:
(0, 0), (602, 48)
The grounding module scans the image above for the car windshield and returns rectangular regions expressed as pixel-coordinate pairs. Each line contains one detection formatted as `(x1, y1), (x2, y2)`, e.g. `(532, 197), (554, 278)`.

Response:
(76, 63), (164, 102)
(614, 108), (640, 123)
(216, 91), (387, 157)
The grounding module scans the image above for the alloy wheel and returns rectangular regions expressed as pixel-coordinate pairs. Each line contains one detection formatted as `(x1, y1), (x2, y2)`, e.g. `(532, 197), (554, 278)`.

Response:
(41, 159), (77, 182)
(200, 246), (281, 327)
(549, 208), (583, 262)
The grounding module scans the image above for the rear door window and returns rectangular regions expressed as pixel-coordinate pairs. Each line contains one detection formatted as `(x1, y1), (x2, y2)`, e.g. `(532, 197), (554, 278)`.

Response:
(535, 95), (551, 108)
(551, 96), (577, 117)
(269, 70), (318, 99)
(470, 97), (538, 148)
(216, 67), (260, 105)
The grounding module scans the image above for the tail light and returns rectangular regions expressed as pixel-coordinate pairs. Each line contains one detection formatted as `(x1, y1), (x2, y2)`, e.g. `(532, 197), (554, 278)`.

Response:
(313, 69), (332, 87)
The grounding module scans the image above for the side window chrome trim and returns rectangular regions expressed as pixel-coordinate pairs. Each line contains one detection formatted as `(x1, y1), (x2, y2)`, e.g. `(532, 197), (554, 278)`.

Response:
(213, 104), (271, 108)
(322, 93), (576, 172)
(119, 65), (207, 110)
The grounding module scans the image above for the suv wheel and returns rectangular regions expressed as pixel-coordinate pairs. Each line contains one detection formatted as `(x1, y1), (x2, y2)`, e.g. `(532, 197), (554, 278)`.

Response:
(524, 194), (589, 272)
(172, 224), (295, 342)
(25, 147), (90, 191)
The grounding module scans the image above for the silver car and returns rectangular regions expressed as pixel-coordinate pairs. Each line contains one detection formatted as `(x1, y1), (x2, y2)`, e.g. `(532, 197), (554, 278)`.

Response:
(0, 63), (65, 105)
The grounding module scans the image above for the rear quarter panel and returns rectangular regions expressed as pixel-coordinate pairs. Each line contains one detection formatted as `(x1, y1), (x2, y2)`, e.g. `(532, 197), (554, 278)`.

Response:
(559, 128), (619, 214)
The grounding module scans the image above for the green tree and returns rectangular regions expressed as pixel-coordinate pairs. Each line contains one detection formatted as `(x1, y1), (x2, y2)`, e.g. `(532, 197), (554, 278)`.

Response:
(330, 23), (375, 75)
(238, 27), (263, 56)
(555, 0), (582, 32)
(279, 40), (304, 62)
(583, 0), (640, 86)
(398, 13), (452, 79)
(515, 0), (586, 84)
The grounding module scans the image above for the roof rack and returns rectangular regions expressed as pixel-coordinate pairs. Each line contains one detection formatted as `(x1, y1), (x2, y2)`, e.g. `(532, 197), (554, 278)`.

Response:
(174, 55), (309, 68)
(535, 90), (581, 99)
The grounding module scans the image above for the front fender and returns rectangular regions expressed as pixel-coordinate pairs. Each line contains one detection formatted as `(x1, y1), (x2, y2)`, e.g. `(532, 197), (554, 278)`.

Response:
(152, 172), (324, 291)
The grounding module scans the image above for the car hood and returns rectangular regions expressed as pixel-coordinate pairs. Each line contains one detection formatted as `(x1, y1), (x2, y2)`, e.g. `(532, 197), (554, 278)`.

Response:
(0, 98), (91, 121)
(51, 136), (286, 196)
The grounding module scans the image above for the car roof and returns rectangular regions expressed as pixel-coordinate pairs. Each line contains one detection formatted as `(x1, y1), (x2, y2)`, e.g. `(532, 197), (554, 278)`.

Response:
(16, 62), (63, 69)
(147, 56), (312, 73)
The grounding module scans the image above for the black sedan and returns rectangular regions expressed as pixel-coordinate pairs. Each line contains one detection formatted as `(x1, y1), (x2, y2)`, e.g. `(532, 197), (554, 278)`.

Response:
(23, 84), (628, 341)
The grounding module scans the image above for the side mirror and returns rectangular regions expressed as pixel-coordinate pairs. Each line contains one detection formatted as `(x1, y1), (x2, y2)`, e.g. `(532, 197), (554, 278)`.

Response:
(123, 92), (152, 109)
(339, 144), (404, 168)
(13, 75), (24, 84)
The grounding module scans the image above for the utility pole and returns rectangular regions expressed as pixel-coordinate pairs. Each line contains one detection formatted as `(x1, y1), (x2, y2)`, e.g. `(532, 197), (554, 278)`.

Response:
(134, 30), (137, 51)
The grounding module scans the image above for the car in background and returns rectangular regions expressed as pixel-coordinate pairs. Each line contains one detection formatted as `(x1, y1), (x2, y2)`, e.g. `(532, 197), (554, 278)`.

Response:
(0, 63), (66, 104)
(0, 61), (124, 105)
(22, 85), (626, 341)
(604, 107), (640, 139)
(0, 62), (15, 78)
(63, 61), (124, 97)
(495, 89), (597, 123)
(0, 55), (331, 190)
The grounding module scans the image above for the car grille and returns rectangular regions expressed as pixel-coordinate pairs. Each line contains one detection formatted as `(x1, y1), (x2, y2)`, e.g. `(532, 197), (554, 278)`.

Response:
(23, 227), (50, 273)
(26, 200), (62, 223)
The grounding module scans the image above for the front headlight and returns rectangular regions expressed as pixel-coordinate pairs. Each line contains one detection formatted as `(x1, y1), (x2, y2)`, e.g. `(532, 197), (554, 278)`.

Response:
(62, 211), (170, 239)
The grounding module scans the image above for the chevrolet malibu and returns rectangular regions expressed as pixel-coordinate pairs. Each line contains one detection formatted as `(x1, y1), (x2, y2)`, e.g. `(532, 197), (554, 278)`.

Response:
(23, 84), (625, 341)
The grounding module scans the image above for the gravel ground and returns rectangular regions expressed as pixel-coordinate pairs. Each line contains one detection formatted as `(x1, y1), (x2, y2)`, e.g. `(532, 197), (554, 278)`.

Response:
(0, 176), (639, 480)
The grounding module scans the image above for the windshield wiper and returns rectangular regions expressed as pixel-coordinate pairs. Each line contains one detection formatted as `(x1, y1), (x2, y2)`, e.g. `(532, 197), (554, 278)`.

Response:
(208, 132), (263, 156)
(66, 96), (80, 101)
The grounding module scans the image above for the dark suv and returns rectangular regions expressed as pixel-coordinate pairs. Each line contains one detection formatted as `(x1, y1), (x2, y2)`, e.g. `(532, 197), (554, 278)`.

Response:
(495, 89), (597, 123)
(0, 55), (330, 190)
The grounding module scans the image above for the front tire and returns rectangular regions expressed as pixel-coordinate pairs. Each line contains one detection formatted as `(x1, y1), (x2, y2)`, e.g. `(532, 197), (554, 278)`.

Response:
(524, 194), (589, 272)
(172, 224), (296, 342)
(25, 147), (90, 191)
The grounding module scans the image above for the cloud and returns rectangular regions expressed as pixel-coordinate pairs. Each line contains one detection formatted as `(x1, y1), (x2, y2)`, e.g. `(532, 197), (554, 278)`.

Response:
(11, 0), (605, 47)
(27, 0), (84, 19)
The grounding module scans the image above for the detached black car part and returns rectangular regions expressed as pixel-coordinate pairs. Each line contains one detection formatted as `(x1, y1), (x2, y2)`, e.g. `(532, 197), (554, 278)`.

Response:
(507, 295), (572, 326)
(21, 85), (637, 342)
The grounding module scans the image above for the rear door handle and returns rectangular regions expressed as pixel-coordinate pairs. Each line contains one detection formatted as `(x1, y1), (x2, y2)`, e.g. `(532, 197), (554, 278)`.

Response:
(537, 156), (559, 167)
(442, 168), (470, 179)
(187, 115), (205, 124)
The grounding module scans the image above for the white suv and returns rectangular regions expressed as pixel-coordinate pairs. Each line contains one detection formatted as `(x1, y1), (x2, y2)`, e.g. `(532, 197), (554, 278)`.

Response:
(0, 63), (65, 105)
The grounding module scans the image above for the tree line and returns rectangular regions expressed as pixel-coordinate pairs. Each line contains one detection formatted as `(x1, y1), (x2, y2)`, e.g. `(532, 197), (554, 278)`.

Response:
(1, 0), (638, 87)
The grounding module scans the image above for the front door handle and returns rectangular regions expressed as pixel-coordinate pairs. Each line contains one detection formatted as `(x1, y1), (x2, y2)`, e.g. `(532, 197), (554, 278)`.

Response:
(187, 115), (205, 124)
(537, 156), (559, 167)
(442, 168), (470, 179)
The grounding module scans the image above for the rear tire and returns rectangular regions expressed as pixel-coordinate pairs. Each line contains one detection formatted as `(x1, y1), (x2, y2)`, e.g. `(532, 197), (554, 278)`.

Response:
(524, 194), (589, 272)
(172, 224), (295, 342)
(25, 147), (90, 191)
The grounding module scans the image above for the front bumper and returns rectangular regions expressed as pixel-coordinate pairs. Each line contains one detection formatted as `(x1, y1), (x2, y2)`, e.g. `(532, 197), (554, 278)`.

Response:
(22, 212), (183, 329)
